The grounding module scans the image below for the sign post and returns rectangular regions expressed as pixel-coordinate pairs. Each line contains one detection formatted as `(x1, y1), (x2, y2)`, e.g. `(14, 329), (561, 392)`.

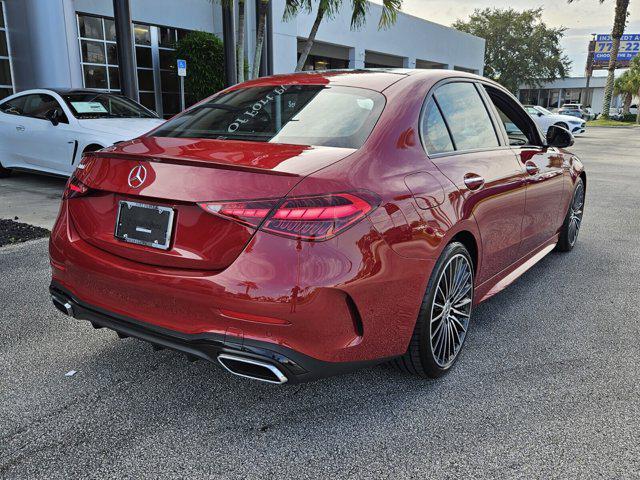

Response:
(177, 59), (187, 112)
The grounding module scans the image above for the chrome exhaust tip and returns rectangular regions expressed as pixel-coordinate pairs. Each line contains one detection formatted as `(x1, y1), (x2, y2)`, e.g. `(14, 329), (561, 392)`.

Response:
(51, 295), (74, 317)
(217, 353), (288, 384)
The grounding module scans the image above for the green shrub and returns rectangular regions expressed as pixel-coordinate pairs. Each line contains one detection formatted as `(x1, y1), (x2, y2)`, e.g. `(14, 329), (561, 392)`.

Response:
(174, 31), (225, 103)
(620, 113), (637, 122)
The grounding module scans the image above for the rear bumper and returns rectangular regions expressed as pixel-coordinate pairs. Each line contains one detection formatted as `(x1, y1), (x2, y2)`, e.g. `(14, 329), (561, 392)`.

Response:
(50, 200), (431, 367)
(50, 283), (389, 384)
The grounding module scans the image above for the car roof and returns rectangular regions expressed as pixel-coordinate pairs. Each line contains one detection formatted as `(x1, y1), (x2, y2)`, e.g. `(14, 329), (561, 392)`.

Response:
(6, 88), (118, 97)
(50, 88), (116, 95)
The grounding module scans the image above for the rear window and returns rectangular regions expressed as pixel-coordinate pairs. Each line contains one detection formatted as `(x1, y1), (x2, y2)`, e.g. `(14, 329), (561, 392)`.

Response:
(151, 85), (385, 149)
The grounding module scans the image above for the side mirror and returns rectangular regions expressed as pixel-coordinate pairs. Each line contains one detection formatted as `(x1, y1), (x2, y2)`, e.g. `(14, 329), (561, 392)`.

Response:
(45, 108), (60, 126)
(546, 124), (574, 148)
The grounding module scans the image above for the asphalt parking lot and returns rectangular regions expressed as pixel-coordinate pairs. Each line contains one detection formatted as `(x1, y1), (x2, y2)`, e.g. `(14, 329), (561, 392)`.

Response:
(1, 127), (639, 479)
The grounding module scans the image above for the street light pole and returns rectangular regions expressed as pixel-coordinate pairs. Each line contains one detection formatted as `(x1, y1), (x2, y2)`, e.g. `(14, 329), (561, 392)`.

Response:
(112, 0), (138, 101)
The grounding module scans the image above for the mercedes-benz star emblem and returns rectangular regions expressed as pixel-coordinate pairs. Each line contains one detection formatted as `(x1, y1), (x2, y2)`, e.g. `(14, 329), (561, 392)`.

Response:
(128, 165), (147, 188)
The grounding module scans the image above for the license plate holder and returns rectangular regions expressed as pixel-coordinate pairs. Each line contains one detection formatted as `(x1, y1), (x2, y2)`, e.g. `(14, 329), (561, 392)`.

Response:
(114, 201), (174, 250)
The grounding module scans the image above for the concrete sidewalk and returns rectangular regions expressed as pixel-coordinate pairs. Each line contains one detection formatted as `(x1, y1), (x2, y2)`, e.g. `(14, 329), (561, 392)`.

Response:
(0, 173), (66, 230)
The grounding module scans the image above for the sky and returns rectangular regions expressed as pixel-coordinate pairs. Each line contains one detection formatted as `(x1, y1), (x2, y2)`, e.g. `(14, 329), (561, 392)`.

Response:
(374, 0), (640, 77)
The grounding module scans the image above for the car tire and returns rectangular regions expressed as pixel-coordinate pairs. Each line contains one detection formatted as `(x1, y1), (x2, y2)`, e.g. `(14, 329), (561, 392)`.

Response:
(0, 161), (12, 178)
(394, 242), (474, 378)
(556, 178), (585, 252)
(555, 122), (569, 130)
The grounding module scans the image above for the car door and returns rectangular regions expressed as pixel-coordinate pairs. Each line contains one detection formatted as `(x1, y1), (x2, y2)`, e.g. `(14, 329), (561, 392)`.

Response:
(0, 94), (29, 169)
(481, 85), (567, 257)
(15, 93), (77, 174)
(423, 81), (527, 285)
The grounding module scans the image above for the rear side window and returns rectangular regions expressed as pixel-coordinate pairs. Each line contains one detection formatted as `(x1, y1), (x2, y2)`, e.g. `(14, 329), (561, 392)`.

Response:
(0, 95), (27, 116)
(433, 82), (499, 151)
(152, 85), (385, 149)
(421, 98), (454, 154)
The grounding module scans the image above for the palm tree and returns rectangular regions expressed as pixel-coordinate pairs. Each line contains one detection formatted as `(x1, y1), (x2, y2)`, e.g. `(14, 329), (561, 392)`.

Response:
(614, 71), (635, 114)
(628, 55), (640, 124)
(251, 0), (271, 79)
(215, 0), (248, 82)
(236, 0), (247, 82)
(569, 0), (630, 119)
(286, 0), (402, 72)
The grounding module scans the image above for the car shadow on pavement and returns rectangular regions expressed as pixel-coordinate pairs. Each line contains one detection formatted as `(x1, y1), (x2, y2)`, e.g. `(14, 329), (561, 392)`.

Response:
(65, 247), (585, 437)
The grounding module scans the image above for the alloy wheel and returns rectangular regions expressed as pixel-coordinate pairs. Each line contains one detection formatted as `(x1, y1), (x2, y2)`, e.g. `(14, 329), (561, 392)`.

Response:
(430, 254), (473, 368)
(568, 182), (584, 246)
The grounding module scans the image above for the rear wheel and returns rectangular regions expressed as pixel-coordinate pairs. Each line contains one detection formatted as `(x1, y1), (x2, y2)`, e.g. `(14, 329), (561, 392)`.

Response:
(395, 242), (474, 378)
(0, 161), (12, 178)
(556, 178), (585, 252)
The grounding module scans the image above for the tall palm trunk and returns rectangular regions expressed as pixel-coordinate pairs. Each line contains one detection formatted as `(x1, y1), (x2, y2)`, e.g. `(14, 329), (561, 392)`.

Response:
(636, 86), (640, 124)
(602, 0), (629, 119)
(622, 91), (632, 114)
(237, 0), (246, 83)
(251, 0), (270, 79)
(295, 5), (326, 72)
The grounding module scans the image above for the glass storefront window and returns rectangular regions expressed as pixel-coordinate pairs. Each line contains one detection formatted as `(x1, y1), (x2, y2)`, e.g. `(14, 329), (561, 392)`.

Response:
(134, 24), (151, 45)
(77, 14), (118, 92)
(78, 15), (103, 39)
(77, 15), (190, 117)
(0, 1), (12, 100)
(83, 65), (107, 89)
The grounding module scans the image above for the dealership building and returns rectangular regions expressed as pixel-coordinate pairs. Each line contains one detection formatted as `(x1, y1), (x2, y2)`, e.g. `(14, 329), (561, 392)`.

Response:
(518, 76), (625, 114)
(1, 0), (485, 118)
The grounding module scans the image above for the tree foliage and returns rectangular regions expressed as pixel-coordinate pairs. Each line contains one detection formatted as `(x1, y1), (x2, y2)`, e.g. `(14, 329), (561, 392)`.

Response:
(453, 8), (571, 93)
(174, 31), (225, 102)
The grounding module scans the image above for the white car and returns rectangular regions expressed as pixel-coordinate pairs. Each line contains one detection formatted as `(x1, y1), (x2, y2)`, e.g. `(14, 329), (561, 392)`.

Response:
(0, 89), (164, 177)
(524, 105), (586, 136)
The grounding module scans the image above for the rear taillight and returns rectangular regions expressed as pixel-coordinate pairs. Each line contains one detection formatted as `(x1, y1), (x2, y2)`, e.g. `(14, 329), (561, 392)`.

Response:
(198, 192), (379, 241)
(63, 176), (89, 199)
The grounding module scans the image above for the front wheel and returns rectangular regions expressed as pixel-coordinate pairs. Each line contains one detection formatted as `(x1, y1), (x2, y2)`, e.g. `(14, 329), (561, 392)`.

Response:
(395, 242), (474, 378)
(556, 178), (585, 252)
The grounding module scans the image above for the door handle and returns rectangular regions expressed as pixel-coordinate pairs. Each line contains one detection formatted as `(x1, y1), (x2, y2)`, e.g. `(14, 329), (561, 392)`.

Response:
(16, 125), (25, 132)
(525, 161), (540, 175)
(463, 173), (485, 191)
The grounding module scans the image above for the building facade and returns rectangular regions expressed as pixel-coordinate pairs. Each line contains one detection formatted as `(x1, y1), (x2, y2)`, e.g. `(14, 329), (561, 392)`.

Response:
(518, 76), (623, 115)
(2, 0), (485, 118)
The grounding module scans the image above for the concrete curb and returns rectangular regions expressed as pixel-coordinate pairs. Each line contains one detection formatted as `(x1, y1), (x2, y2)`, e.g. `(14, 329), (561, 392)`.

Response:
(0, 236), (49, 253)
(587, 125), (640, 129)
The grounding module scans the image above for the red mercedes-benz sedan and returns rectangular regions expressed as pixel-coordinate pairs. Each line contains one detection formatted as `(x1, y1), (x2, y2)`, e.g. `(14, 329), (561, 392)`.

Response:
(49, 69), (585, 384)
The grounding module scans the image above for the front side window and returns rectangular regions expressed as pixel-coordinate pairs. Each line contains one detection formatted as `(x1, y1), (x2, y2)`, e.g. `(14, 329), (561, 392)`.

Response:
(61, 92), (157, 119)
(152, 85), (385, 149)
(421, 97), (454, 154)
(22, 94), (68, 122)
(433, 82), (499, 151)
(483, 85), (539, 146)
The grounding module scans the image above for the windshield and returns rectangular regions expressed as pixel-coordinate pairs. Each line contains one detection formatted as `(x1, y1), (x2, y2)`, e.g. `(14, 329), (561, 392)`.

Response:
(62, 93), (158, 119)
(535, 106), (552, 115)
(151, 85), (386, 148)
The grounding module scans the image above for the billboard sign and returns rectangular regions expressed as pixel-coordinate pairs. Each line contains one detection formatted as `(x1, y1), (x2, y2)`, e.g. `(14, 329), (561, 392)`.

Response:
(593, 34), (640, 67)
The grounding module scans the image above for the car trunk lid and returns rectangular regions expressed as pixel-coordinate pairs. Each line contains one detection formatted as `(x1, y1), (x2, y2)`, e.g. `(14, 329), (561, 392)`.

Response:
(67, 136), (355, 270)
